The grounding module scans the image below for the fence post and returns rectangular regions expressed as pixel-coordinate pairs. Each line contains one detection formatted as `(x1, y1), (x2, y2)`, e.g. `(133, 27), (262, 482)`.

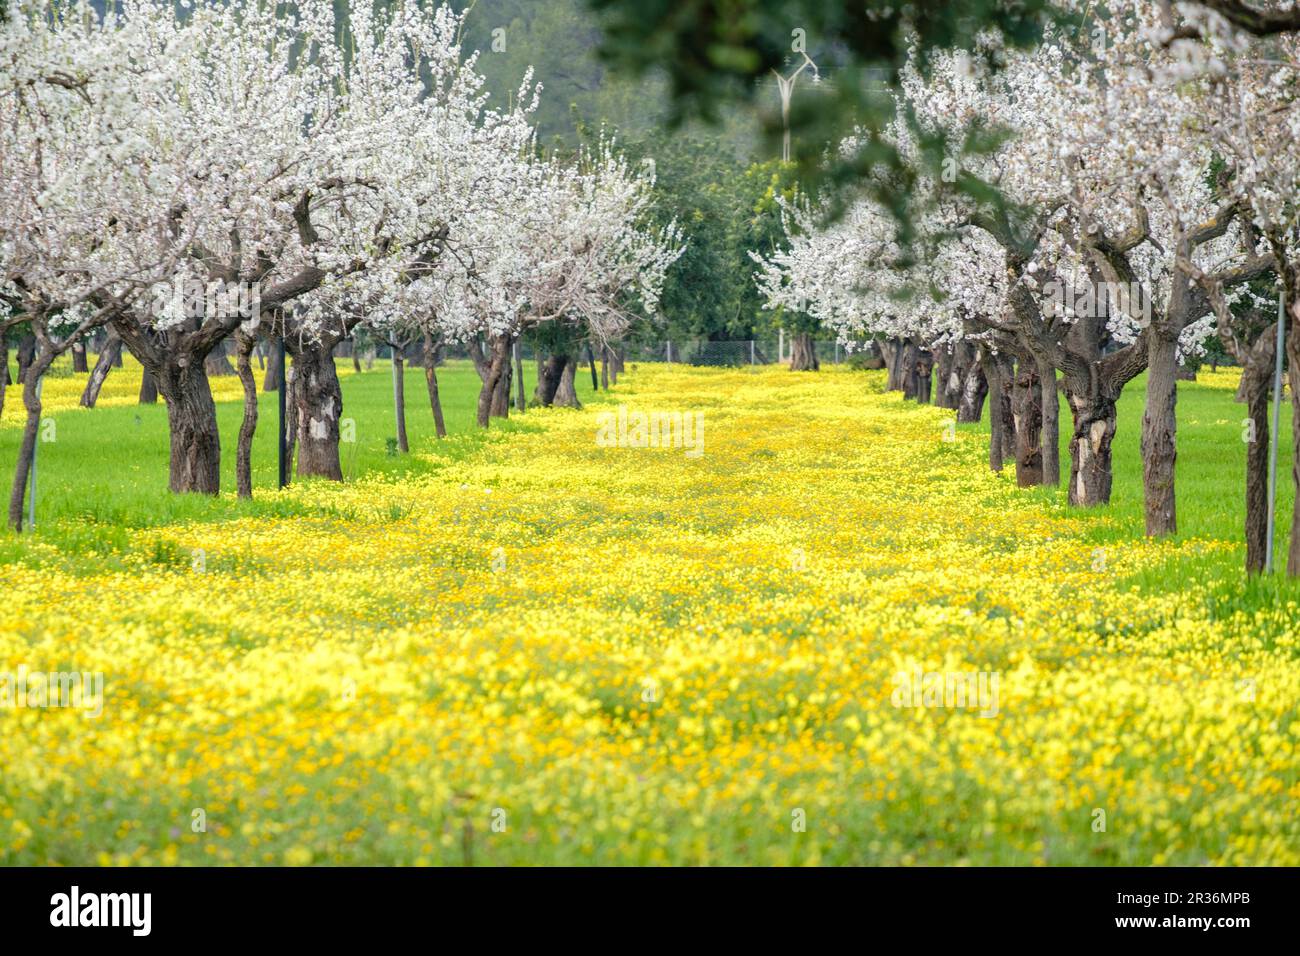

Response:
(750, 340), (755, 365)
(666, 340), (672, 363)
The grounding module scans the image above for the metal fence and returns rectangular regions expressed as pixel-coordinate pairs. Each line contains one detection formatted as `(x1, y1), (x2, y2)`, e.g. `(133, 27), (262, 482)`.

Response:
(350, 338), (864, 368)
(591, 339), (860, 367)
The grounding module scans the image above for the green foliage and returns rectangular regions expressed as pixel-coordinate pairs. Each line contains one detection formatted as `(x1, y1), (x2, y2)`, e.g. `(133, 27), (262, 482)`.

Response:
(587, 0), (1073, 245)
(613, 131), (800, 340)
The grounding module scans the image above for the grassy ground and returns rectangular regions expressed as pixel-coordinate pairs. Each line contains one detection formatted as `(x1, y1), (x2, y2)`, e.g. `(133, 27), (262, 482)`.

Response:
(1, 357), (1297, 865)
(970, 368), (1300, 623)
(0, 353), (604, 564)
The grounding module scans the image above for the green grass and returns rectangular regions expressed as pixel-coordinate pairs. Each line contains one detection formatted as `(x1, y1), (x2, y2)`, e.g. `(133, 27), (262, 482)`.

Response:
(954, 368), (1300, 616)
(0, 355), (607, 564)
(2, 357), (1296, 595)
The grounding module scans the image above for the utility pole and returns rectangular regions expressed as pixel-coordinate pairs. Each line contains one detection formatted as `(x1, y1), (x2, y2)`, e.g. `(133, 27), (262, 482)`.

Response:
(773, 51), (819, 163)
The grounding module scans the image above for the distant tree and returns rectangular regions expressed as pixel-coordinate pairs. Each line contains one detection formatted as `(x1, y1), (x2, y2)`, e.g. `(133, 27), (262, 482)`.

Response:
(587, 0), (1068, 245)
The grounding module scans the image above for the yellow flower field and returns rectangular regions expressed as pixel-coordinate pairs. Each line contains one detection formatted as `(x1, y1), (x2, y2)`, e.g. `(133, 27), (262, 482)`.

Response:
(1, 365), (1297, 865)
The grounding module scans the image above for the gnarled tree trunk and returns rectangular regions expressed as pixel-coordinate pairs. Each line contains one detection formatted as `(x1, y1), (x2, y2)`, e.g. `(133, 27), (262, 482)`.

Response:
(553, 356), (582, 408)
(139, 367), (159, 404)
(0, 331), (9, 420)
(914, 349), (934, 405)
(882, 339), (905, 391)
(154, 362), (222, 495)
(1011, 355), (1043, 487)
(901, 340), (919, 400)
(1037, 356), (1060, 487)
(476, 334), (512, 428)
(789, 331), (819, 371)
(234, 331), (258, 499)
(957, 356), (987, 424)
(262, 352), (282, 392)
(80, 331), (123, 408)
(289, 338), (344, 481)
(490, 342), (513, 419)
(16, 334), (35, 388)
(423, 332), (447, 439)
(1066, 389), (1118, 507)
(1141, 332), (1179, 536)
(7, 357), (46, 531)
(204, 342), (236, 378)
(533, 353), (567, 407)
(1242, 358), (1272, 573)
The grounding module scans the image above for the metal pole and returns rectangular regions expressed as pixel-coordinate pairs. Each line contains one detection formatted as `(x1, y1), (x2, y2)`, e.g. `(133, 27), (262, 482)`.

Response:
(277, 335), (287, 489)
(1266, 291), (1286, 573)
(28, 376), (42, 529)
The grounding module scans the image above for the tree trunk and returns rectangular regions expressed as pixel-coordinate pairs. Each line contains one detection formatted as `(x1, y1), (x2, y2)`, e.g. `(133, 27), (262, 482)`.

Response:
(1243, 363), (1271, 573)
(71, 341), (88, 373)
(554, 356), (582, 408)
(1011, 356), (1043, 487)
(957, 356), (988, 424)
(533, 353), (567, 407)
(139, 366), (159, 404)
(586, 343), (599, 390)
(882, 339), (904, 391)
(789, 331), (819, 371)
(0, 332), (9, 420)
(1037, 356), (1060, 487)
(80, 331), (123, 408)
(6, 358), (46, 531)
(514, 341), (526, 413)
(901, 341), (919, 399)
(981, 348), (1006, 472)
(204, 342), (236, 377)
(490, 338), (513, 419)
(289, 340), (344, 480)
(234, 331), (258, 499)
(155, 362), (222, 495)
(263, 351), (282, 392)
(914, 349), (934, 404)
(476, 334), (512, 428)
(423, 332), (447, 439)
(934, 346), (956, 409)
(1141, 332), (1179, 536)
(601, 346), (610, 390)
(1288, 298), (1300, 575)
(392, 349), (409, 453)
(16, 334), (35, 388)
(1066, 389), (1118, 507)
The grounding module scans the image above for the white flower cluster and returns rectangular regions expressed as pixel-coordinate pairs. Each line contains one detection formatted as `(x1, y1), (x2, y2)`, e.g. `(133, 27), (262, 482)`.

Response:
(0, 0), (682, 349)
